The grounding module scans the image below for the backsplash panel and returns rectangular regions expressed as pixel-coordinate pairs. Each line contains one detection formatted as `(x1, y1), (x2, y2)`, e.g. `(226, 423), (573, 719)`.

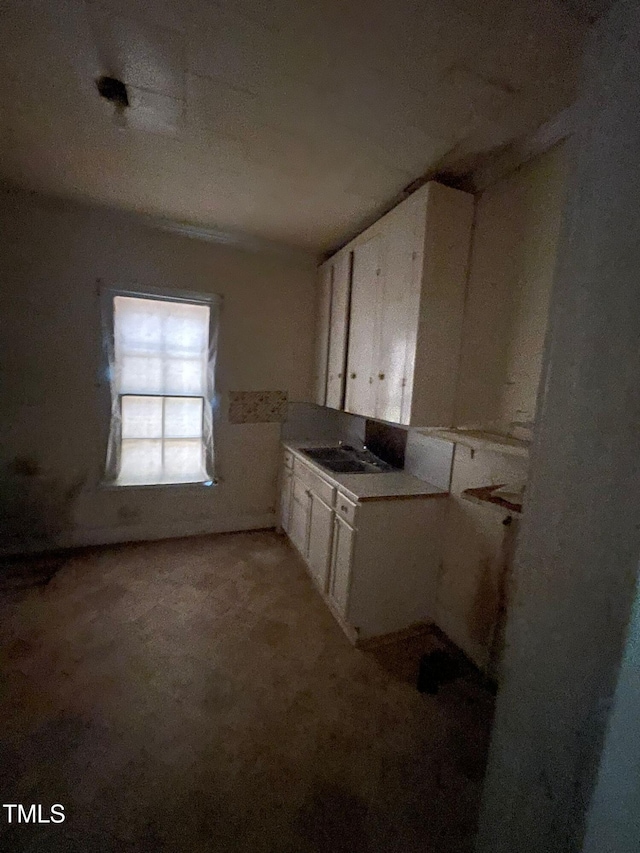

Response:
(229, 390), (288, 424)
(365, 420), (408, 469)
(404, 432), (455, 491)
(281, 403), (341, 440)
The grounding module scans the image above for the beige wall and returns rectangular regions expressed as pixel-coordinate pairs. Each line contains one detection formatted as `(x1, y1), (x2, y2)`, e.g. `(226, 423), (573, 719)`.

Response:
(438, 144), (569, 671)
(455, 142), (569, 431)
(0, 188), (316, 552)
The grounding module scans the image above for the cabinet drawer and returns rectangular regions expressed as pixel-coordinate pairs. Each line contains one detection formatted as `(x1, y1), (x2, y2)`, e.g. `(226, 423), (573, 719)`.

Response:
(283, 449), (294, 470)
(335, 493), (358, 526)
(294, 460), (336, 506)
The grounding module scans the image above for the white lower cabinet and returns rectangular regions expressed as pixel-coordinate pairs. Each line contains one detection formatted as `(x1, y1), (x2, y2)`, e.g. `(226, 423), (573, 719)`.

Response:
(307, 493), (334, 591)
(280, 450), (446, 642)
(329, 514), (354, 616)
(289, 476), (310, 556)
(279, 466), (293, 533)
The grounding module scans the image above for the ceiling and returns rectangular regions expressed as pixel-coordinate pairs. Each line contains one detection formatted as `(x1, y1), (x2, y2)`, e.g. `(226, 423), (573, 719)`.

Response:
(0, 0), (592, 254)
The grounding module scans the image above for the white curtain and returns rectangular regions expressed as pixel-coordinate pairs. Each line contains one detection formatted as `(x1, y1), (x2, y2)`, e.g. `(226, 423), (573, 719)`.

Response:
(103, 293), (218, 486)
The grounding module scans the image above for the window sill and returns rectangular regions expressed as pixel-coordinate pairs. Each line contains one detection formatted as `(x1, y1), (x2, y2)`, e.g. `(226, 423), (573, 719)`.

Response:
(100, 479), (218, 491)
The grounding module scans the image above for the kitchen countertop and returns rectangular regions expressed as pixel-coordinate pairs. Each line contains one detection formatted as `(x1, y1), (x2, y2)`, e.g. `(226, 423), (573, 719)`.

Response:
(283, 441), (448, 503)
(461, 485), (523, 516)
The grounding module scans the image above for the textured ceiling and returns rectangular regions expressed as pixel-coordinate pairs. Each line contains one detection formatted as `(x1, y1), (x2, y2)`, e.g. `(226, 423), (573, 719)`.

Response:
(0, 0), (590, 253)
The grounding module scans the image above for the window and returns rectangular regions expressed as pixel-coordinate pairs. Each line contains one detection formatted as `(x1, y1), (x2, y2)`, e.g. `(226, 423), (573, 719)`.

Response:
(104, 293), (217, 486)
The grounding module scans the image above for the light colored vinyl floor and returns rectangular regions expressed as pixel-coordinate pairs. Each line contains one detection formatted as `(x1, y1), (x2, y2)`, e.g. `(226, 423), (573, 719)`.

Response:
(0, 530), (494, 852)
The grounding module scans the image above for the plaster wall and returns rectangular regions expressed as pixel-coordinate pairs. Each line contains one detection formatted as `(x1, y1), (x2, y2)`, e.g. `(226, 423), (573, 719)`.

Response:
(582, 568), (640, 853)
(0, 188), (316, 552)
(476, 0), (640, 848)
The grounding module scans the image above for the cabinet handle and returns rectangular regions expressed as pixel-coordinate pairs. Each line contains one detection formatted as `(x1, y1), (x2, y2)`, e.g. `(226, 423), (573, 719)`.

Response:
(340, 504), (348, 513)
(378, 373), (385, 380)
(337, 372), (342, 378)
(350, 372), (356, 379)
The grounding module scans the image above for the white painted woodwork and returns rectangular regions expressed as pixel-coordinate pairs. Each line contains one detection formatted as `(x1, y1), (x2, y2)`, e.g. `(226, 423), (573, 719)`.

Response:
(294, 458), (336, 506)
(420, 427), (530, 458)
(313, 261), (333, 405)
(325, 250), (352, 410)
(307, 493), (334, 592)
(374, 197), (418, 423)
(280, 449), (447, 641)
(279, 465), (293, 533)
(329, 515), (355, 617)
(335, 181), (473, 426)
(288, 476), (310, 556)
(347, 497), (446, 638)
(437, 443), (528, 673)
(345, 234), (383, 417)
(454, 144), (568, 433)
(334, 493), (358, 527)
(399, 182), (474, 426)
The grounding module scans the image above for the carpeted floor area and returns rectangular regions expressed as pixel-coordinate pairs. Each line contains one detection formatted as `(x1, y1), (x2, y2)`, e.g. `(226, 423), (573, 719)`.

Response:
(0, 530), (494, 852)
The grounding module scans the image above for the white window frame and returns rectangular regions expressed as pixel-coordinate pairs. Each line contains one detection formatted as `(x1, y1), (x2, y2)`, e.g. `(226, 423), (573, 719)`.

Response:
(101, 286), (220, 488)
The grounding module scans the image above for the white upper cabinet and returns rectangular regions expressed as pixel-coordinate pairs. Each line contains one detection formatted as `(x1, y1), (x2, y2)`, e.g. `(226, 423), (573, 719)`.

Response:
(325, 249), (351, 409)
(399, 183), (474, 426)
(314, 181), (474, 426)
(314, 249), (351, 409)
(313, 261), (333, 405)
(345, 234), (383, 416)
(374, 197), (418, 424)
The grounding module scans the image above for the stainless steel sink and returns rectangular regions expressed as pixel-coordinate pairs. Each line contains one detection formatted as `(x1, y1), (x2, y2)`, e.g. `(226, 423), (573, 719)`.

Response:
(300, 445), (397, 474)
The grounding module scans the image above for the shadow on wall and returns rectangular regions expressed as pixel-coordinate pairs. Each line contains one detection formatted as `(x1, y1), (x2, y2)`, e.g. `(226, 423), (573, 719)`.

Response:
(0, 456), (85, 554)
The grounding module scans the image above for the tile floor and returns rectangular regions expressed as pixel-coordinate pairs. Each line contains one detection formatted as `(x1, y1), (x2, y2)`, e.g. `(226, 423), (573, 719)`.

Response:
(0, 531), (494, 852)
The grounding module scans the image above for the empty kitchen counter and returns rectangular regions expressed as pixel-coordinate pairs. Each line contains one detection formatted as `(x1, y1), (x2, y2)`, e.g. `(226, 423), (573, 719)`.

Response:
(282, 441), (448, 503)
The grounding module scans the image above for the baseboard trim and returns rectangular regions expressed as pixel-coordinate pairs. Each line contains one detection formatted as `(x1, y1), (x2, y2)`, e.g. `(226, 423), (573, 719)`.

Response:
(356, 621), (435, 650)
(1, 513), (277, 556)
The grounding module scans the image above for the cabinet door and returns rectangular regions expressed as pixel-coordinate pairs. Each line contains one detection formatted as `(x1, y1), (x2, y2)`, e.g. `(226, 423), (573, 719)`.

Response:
(329, 515), (355, 616)
(279, 467), (293, 533)
(313, 261), (333, 406)
(289, 477), (311, 557)
(307, 494), (334, 591)
(325, 250), (351, 409)
(375, 202), (419, 424)
(345, 235), (383, 417)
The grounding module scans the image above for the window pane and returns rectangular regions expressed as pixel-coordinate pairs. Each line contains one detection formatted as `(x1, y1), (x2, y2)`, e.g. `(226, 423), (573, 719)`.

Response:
(119, 439), (162, 484)
(164, 307), (209, 354)
(110, 294), (214, 486)
(164, 397), (203, 438)
(115, 297), (163, 353)
(120, 355), (163, 394)
(164, 358), (205, 395)
(121, 396), (163, 438)
(163, 439), (206, 482)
